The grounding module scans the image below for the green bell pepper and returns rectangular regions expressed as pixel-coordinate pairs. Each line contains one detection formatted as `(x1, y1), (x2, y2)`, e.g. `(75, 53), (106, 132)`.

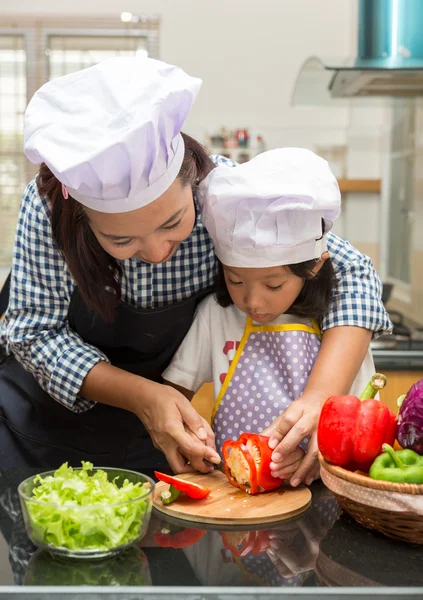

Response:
(369, 443), (423, 484)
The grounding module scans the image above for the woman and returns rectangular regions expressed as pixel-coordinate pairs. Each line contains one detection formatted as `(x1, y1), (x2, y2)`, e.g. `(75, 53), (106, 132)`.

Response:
(0, 56), (391, 477)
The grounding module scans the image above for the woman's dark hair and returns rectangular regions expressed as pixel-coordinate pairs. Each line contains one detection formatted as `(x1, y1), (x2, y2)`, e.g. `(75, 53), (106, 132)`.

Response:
(215, 221), (337, 320)
(36, 132), (215, 322)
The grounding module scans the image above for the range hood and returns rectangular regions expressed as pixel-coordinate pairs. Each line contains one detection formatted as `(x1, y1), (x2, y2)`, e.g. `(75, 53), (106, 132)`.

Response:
(292, 0), (423, 105)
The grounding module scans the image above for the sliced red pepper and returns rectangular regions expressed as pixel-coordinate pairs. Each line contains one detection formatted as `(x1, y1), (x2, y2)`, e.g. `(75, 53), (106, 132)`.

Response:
(222, 439), (258, 494)
(154, 472), (211, 499)
(239, 433), (283, 492)
(222, 434), (283, 494)
(317, 373), (397, 471)
(154, 526), (206, 549)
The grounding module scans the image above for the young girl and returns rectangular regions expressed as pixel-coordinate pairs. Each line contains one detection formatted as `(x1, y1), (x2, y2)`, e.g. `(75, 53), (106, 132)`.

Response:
(163, 147), (376, 482)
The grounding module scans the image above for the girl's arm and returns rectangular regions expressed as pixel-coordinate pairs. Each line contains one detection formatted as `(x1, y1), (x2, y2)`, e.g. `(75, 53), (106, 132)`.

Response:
(264, 235), (392, 485)
(266, 326), (372, 485)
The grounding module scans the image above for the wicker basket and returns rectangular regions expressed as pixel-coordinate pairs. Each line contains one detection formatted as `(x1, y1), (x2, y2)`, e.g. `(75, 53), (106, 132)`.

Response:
(319, 453), (423, 544)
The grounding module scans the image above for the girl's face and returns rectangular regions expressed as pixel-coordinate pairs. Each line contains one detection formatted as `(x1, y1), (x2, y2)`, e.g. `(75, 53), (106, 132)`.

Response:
(223, 259), (326, 323)
(85, 178), (196, 264)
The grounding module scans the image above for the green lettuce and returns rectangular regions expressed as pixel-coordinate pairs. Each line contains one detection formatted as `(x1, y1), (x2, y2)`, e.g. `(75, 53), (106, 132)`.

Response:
(25, 462), (149, 552)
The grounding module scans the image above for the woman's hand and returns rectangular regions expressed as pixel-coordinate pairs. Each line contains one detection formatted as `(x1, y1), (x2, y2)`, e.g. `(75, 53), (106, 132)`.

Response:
(135, 382), (221, 473)
(81, 362), (220, 474)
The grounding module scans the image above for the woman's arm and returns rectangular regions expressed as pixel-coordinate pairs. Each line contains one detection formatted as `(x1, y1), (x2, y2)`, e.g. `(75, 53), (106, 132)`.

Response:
(5, 181), (104, 411)
(81, 362), (219, 472)
(164, 381), (195, 401)
(5, 181), (219, 473)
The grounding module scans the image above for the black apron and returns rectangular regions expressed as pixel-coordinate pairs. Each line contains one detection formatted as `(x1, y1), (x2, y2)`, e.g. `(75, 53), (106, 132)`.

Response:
(0, 277), (212, 469)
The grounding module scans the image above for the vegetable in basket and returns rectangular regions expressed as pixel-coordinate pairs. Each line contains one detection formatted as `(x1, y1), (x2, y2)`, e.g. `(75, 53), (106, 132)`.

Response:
(317, 374), (397, 472)
(396, 378), (423, 455)
(369, 443), (423, 484)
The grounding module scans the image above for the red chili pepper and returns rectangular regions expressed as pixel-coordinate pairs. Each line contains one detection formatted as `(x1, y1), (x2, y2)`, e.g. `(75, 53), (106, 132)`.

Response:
(317, 373), (397, 471)
(154, 472), (211, 499)
(222, 434), (283, 495)
(155, 526), (206, 548)
(220, 530), (271, 557)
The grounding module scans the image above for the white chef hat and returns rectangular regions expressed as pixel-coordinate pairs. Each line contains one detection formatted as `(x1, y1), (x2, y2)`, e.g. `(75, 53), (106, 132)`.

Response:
(198, 148), (341, 267)
(24, 56), (202, 213)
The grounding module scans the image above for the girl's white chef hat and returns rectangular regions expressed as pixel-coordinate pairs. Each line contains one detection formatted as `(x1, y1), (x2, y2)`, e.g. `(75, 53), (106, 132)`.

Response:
(198, 148), (341, 267)
(24, 56), (202, 213)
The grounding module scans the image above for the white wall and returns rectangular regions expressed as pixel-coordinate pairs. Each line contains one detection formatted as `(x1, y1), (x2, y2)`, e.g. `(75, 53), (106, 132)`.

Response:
(2, 0), (356, 142)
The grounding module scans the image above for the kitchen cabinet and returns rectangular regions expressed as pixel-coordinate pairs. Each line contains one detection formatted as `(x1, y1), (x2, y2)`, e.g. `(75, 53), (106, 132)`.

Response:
(192, 383), (214, 423)
(379, 370), (423, 413)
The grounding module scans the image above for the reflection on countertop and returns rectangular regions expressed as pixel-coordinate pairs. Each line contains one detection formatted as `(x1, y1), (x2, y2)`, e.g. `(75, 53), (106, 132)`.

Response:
(0, 469), (422, 592)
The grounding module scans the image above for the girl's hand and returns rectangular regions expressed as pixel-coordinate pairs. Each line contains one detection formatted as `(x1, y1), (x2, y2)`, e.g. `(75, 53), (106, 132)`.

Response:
(135, 383), (221, 474)
(269, 445), (305, 481)
(262, 389), (327, 486)
(265, 326), (373, 486)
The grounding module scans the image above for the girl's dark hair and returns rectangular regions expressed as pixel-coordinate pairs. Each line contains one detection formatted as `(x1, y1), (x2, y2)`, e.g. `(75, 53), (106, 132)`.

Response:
(215, 221), (337, 320)
(36, 132), (215, 322)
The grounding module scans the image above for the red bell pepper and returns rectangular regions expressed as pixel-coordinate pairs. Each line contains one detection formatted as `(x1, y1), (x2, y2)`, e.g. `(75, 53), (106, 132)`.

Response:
(317, 373), (397, 472)
(222, 433), (283, 495)
(220, 530), (271, 557)
(239, 433), (283, 492)
(223, 438), (258, 494)
(154, 471), (211, 501)
(154, 526), (206, 549)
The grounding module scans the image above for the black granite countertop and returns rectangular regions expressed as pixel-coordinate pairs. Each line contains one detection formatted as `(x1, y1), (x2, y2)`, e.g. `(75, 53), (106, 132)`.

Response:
(0, 469), (422, 598)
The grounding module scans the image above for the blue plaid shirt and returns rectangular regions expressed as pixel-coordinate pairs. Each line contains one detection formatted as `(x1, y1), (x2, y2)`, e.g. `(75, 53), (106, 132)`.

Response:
(0, 155), (392, 412)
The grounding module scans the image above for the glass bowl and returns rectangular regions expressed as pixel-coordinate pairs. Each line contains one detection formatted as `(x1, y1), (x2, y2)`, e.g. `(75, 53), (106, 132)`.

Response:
(18, 467), (154, 559)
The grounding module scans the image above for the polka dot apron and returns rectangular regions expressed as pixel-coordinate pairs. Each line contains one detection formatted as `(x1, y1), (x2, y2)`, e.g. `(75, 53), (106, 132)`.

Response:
(212, 317), (321, 454)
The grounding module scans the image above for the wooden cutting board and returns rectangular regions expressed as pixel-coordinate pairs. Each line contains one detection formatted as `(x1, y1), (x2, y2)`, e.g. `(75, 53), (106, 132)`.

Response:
(153, 471), (312, 526)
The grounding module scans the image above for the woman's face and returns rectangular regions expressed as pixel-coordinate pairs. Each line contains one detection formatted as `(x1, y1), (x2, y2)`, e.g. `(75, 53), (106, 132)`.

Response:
(85, 178), (196, 264)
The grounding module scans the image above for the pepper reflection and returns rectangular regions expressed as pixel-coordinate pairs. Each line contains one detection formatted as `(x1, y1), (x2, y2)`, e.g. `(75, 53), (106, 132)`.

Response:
(148, 483), (339, 587)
